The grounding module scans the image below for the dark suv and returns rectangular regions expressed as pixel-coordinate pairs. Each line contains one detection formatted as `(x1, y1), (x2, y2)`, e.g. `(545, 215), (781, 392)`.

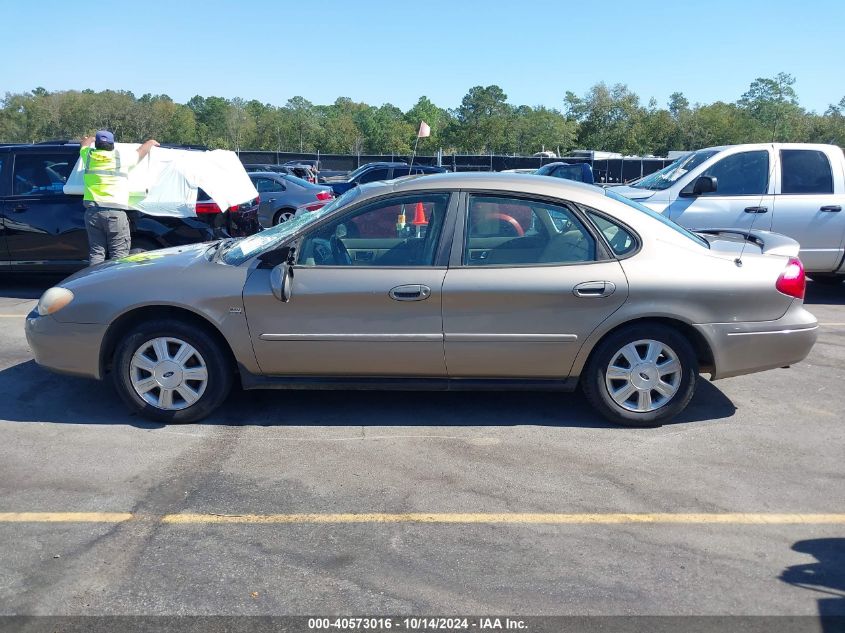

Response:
(323, 162), (447, 195)
(0, 143), (260, 273)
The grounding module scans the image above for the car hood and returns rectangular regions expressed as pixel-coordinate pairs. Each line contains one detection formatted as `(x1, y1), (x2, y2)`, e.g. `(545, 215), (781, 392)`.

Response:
(608, 185), (655, 201)
(61, 242), (217, 288)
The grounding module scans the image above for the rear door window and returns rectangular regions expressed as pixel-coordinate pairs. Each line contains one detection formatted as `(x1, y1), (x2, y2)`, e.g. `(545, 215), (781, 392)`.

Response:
(12, 153), (75, 196)
(254, 177), (282, 193)
(780, 150), (834, 194)
(464, 195), (596, 266)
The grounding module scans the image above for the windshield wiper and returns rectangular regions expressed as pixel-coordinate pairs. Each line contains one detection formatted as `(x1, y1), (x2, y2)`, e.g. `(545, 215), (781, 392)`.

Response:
(212, 238), (237, 263)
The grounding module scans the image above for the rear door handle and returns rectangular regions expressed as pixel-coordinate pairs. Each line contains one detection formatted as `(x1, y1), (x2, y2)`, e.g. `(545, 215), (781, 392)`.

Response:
(573, 281), (616, 298)
(13, 204), (28, 213)
(820, 205), (842, 212)
(744, 206), (768, 214)
(389, 284), (431, 301)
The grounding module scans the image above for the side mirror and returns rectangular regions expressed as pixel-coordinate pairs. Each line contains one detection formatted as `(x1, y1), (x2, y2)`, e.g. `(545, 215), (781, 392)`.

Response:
(681, 175), (718, 197)
(270, 263), (293, 302)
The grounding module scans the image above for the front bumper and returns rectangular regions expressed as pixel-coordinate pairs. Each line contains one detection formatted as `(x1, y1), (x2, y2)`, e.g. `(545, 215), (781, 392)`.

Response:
(25, 310), (107, 380)
(694, 302), (818, 380)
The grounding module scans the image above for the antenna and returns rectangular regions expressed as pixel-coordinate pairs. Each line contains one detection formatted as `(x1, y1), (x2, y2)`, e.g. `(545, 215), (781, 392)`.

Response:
(735, 102), (783, 266)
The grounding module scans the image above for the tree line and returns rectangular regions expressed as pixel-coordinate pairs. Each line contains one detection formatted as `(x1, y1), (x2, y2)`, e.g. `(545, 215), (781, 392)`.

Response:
(1, 74), (843, 156)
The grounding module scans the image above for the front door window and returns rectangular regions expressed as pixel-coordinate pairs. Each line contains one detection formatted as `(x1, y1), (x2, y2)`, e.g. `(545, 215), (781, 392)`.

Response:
(298, 193), (450, 267)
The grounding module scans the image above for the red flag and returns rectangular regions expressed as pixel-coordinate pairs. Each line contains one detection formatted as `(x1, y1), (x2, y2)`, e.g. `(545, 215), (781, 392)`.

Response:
(417, 121), (431, 138)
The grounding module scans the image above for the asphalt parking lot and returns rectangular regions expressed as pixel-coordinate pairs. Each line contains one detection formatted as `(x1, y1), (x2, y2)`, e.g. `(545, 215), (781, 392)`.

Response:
(0, 276), (843, 620)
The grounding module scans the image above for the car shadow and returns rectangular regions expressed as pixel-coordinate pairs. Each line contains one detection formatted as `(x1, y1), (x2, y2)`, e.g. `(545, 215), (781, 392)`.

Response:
(805, 281), (845, 307)
(0, 360), (734, 430)
(781, 538), (845, 623)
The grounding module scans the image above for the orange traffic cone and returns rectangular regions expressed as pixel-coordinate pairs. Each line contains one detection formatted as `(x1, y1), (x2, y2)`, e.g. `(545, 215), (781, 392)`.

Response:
(411, 202), (428, 226)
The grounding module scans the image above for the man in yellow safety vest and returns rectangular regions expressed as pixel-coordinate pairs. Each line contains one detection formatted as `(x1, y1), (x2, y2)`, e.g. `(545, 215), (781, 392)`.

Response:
(79, 130), (159, 265)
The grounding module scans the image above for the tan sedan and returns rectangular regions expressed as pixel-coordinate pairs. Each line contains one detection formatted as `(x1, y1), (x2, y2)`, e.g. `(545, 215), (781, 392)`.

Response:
(26, 173), (818, 426)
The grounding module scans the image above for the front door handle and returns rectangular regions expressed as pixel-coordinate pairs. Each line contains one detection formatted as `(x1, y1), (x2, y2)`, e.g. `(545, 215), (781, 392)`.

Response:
(744, 206), (768, 214)
(573, 281), (616, 298)
(820, 205), (842, 212)
(389, 284), (431, 301)
(13, 204), (28, 213)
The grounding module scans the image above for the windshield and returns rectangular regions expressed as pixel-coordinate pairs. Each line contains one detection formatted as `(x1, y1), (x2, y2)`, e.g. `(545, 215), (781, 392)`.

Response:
(344, 164), (374, 182)
(535, 164), (558, 175)
(221, 187), (362, 265)
(632, 150), (718, 191)
(282, 173), (318, 188)
(605, 189), (709, 248)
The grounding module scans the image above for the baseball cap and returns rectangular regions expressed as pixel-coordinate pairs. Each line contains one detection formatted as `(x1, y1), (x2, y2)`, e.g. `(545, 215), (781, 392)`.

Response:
(95, 130), (115, 145)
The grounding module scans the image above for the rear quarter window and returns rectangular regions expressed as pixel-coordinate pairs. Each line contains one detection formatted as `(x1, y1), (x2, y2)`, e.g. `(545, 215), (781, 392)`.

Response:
(586, 211), (638, 256)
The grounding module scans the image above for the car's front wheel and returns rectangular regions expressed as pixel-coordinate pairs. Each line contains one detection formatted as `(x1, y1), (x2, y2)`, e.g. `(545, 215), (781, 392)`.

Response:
(113, 319), (233, 423)
(582, 324), (698, 427)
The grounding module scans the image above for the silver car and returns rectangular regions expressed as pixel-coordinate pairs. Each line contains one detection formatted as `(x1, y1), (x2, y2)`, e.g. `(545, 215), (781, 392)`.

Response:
(26, 173), (818, 427)
(249, 172), (334, 227)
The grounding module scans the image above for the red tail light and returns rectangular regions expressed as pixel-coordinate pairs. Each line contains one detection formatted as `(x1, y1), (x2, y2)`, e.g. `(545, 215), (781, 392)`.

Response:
(302, 202), (327, 212)
(195, 201), (222, 214)
(776, 257), (805, 299)
(316, 190), (333, 201)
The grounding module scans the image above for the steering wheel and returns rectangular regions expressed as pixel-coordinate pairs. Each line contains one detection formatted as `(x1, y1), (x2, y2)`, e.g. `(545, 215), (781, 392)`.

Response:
(330, 234), (352, 266)
(473, 212), (525, 237)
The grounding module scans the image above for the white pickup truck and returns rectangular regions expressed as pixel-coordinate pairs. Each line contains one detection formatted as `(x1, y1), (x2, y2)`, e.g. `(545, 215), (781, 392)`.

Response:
(611, 143), (845, 283)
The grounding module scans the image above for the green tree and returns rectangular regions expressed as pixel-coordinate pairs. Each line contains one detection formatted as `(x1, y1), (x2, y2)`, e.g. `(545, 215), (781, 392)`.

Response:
(738, 72), (804, 140)
(452, 85), (512, 153)
(405, 96), (449, 149)
(565, 83), (647, 154)
(509, 105), (575, 155)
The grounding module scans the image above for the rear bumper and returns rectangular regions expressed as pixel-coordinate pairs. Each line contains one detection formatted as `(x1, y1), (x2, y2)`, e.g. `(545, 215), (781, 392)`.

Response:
(694, 302), (818, 380)
(25, 311), (106, 380)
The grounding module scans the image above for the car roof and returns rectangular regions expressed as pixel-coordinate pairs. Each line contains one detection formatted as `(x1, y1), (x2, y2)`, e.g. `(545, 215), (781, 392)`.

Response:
(249, 171), (285, 178)
(358, 171), (608, 205)
(0, 142), (80, 152)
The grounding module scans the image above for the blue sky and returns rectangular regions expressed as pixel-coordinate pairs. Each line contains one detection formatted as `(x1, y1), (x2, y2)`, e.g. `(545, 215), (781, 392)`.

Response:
(2, 0), (843, 113)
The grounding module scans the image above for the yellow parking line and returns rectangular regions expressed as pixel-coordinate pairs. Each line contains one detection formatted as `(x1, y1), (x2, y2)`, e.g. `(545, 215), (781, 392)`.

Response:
(0, 512), (843, 525)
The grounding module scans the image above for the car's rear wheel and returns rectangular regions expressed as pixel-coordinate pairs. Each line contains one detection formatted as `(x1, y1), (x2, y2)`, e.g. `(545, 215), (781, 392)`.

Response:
(113, 319), (232, 423)
(273, 209), (296, 225)
(582, 324), (698, 427)
(808, 274), (844, 286)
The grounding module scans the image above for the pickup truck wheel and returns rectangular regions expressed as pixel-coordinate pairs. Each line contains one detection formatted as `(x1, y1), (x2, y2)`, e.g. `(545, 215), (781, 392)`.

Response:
(582, 324), (698, 427)
(808, 274), (844, 286)
(113, 319), (232, 423)
(273, 209), (296, 225)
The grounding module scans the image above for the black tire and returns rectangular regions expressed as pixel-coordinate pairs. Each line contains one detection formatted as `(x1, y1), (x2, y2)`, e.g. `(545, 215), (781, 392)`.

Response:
(808, 274), (844, 286)
(581, 324), (698, 427)
(112, 318), (233, 423)
(273, 208), (296, 225)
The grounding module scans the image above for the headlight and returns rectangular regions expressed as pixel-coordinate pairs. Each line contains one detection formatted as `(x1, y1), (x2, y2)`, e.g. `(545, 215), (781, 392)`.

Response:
(36, 287), (75, 316)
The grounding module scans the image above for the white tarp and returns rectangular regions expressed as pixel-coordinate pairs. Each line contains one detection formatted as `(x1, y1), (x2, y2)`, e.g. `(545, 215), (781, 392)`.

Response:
(64, 145), (258, 218)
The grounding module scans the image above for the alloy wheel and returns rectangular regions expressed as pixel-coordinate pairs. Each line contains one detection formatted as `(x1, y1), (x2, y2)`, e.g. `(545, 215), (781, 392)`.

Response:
(605, 339), (682, 412)
(129, 337), (208, 411)
(275, 210), (295, 224)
